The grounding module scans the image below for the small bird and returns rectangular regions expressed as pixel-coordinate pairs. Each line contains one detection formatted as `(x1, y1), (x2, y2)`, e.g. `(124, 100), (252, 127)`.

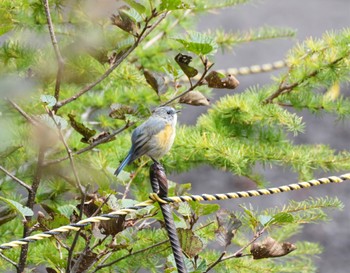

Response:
(114, 106), (179, 176)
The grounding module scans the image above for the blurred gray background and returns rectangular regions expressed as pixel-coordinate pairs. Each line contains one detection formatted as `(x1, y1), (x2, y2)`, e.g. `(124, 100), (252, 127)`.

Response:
(172, 1), (350, 272)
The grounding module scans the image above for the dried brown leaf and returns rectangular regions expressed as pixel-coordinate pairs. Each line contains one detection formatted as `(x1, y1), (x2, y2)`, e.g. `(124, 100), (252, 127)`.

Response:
(215, 209), (242, 249)
(179, 91), (210, 106)
(250, 237), (296, 259)
(144, 70), (167, 95)
(175, 53), (198, 78)
(205, 71), (239, 89)
(111, 6), (138, 35)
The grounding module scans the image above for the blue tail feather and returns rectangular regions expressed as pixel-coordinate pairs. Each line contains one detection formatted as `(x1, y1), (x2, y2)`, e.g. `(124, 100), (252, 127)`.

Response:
(114, 151), (133, 176)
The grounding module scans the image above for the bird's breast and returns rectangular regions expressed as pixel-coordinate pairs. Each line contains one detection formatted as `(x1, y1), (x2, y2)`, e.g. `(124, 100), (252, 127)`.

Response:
(155, 124), (174, 148)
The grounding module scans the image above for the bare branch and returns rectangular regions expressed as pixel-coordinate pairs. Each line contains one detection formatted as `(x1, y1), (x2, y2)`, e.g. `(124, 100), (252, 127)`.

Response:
(42, 0), (64, 101)
(0, 252), (18, 270)
(0, 165), (32, 192)
(54, 11), (169, 111)
(6, 99), (36, 125)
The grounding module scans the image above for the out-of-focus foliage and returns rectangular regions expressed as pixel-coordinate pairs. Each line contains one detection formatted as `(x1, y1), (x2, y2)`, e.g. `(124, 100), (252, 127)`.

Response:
(0, 0), (349, 272)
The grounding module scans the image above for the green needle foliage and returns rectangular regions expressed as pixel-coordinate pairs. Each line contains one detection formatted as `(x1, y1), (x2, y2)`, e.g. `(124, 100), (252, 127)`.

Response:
(0, 0), (349, 272)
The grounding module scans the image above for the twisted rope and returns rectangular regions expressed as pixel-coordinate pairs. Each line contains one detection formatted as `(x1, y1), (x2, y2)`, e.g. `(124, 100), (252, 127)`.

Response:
(217, 60), (287, 76)
(0, 172), (349, 252)
(150, 163), (187, 273)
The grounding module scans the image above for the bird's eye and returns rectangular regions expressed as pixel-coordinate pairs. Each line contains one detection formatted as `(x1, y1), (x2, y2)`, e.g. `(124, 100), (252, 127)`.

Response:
(167, 110), (171, 115)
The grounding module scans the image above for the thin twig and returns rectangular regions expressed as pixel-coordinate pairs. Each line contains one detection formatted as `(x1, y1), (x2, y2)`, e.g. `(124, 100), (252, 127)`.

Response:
(54, 11), (169, 111)
(45, 107), (85, 194)
(92, 239), (169, 272)
(264, 54), (349, 104)
(205, 251), (226, 273)
(122, 160), (149, 199)
(18, 146), (46, 273)
(66, 185), (90, 273)
(43, 122), (135, 166)
(205, 227), (267, 272)
(0, 165), (32, 192)
(143, 10), (189, 49)
(42, 0), (64, 101)
(6, 99), (36, 125)
(160, 58), (214, 106)
(0, 252), (18, 270)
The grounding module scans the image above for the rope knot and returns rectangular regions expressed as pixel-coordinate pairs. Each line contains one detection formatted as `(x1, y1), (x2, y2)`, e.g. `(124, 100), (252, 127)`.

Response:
(149, 192), (168, 204)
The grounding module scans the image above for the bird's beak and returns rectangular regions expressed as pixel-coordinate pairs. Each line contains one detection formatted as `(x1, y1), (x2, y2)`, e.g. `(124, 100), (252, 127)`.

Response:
(176, 110), (181, 113)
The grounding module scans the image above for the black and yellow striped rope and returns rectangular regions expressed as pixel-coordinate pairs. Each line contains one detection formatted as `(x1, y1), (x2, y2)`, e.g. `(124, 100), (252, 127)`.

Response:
(217, 60), (287, 76)
(0, 172), (349, 252)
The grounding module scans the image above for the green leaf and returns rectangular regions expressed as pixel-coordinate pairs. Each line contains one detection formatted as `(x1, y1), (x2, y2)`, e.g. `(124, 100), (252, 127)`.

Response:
(258, 215), (273, 226)
(121, 8), (143, 23)
(173, 31), (218, 55)
(124, 0), (146, 14)
(190, 202), (220, 217)
(40, 94), (57, 107)
(178, 228), (204, 258)
(0, 197), (33, 219)
(57, 205), (77, 218)
(172, 212), (188, 229)
(194, 258), (208, 272)
(178, 202), (192, 217)
(272, 212), (294, 224)
(160, 0), (191, 10)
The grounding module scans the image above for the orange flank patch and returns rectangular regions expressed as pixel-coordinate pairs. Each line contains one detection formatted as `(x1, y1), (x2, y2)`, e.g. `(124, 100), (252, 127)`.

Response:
(155, 124), (173, 148)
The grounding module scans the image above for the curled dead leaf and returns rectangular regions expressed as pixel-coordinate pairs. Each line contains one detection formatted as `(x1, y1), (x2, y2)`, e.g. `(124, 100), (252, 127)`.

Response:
(215, 209), (242, 249)
(111, 6), (139, 35)
(205, 71), (239, 89)
(179, 91), (210, 106)
(143, 70), (167, 95)
(250, 237), (296, 259)
(175, 53), (198, 78)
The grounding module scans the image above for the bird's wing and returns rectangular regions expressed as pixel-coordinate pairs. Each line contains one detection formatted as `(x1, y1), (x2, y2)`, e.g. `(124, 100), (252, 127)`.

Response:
(130, 118), (165, 160)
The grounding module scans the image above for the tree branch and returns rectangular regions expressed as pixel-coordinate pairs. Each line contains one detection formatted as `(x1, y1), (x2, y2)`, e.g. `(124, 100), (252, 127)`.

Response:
(42, 0), (64, 101)
(92, 239), (169, 272)
(0, 252), (18, 270)
(53, 11), (169, 112)
(46, 107), (85, 194)
(17, 146), (46, 273)
(0, 165), (32, 192)
(66, 185), (90, 273)
(264, 54), (349, 104)
(6, 99), (36, 125)
(43, 122), (135, 166)
(205, 227), (266, 272)
(160, 56), (214, 106)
